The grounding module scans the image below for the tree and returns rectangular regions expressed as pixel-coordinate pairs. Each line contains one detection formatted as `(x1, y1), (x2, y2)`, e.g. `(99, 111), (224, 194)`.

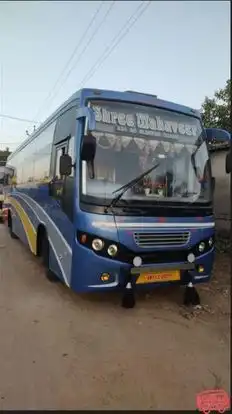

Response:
(0, 147), (11, 165)
(201, 79), (231, 132)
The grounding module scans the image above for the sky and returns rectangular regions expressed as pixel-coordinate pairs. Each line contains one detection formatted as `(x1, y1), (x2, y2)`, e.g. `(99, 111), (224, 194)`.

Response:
(0, 0), (230, 151)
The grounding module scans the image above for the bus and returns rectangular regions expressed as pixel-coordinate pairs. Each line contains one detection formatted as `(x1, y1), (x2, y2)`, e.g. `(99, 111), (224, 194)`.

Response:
(4, 88), (219, 308)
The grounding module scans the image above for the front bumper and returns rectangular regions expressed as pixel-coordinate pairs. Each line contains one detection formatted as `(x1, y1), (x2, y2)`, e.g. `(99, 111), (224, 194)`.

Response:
(71, 244), (214, 292)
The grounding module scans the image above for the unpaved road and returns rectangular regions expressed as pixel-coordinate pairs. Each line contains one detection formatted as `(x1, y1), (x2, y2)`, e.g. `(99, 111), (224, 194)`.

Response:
(0, 224), (230, 410)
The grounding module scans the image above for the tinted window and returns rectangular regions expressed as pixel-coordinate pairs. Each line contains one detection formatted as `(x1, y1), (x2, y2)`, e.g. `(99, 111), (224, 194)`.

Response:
(34, 122), (55, 181)
(21, 139), (36, 183)
(54, 106), (77, 145)
(8, 121), (55, 184)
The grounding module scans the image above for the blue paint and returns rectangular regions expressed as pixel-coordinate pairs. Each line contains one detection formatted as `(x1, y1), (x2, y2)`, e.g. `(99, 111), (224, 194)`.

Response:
(205, 128), (231, 142)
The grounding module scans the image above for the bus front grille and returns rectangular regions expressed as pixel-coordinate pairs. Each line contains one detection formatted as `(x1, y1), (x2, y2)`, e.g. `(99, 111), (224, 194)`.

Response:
(133, 231), (190, 248)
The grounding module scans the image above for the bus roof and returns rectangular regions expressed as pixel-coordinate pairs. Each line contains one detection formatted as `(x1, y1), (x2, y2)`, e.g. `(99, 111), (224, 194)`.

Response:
(8, 88), (200, 161)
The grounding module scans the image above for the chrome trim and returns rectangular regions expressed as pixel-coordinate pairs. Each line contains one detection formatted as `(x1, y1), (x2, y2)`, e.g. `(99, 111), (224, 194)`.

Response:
(194, 275), (209, 280)
(92, 221), (215, 229)
(133, 231), (190, 248)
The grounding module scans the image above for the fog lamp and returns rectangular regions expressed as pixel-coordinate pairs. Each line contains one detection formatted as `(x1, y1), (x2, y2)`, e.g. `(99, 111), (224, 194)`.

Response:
(133, 256), (142, 267)
(100, 273), (110, 282)
(198, 265), (204, 273)
(187, 253), (195, 263)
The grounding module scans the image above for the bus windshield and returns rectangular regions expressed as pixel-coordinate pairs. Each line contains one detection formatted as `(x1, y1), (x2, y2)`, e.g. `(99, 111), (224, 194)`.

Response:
(81, 101), (212, 207)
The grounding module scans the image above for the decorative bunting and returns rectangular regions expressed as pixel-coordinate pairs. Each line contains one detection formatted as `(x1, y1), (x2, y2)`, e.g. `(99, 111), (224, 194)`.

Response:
(174, 142), (184, 153)
(92, 132), (102, 140)
(98, 136), (112, 149)
(169, 143), (175, 153)
(92, 132), (198, 157)
(121, 136), (132, 148)
(115, 137), (122, 152)
(185, 144), (196, 154)
(105, 134), (117, 148)
(162, 142), (170, 152)
(134, 137), (145, 150)
(144, 142), (150, 154)
(149, 140), (159, 152)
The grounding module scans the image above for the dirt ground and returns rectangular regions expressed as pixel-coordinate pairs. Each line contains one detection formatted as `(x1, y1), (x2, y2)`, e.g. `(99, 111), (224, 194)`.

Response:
(0, 223), (230, 411)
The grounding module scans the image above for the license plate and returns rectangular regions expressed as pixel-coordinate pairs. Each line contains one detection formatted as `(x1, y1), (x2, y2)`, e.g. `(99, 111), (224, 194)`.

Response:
(136, 270), (180, 284)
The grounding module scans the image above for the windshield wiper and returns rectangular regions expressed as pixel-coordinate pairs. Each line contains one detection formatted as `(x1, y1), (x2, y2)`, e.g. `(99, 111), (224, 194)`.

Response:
(104, 163), (160, 213)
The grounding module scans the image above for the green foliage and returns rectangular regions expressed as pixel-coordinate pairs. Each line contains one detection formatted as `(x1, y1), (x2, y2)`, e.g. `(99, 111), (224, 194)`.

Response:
(0, 147), (11, 163)
(201, 79), (231, 132)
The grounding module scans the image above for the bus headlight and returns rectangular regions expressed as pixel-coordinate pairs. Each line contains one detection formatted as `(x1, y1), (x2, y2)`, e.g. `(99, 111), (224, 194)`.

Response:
(198, 242), (206, 253)
(92, 238), (104, 251)
(107, 244), (118, 257)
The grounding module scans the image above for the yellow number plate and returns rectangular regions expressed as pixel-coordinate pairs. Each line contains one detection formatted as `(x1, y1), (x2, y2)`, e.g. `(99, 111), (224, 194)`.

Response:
(136, 270), (180, 284)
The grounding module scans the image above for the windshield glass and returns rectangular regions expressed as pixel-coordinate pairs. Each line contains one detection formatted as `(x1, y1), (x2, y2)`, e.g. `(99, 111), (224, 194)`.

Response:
(81, 101), (212, 206)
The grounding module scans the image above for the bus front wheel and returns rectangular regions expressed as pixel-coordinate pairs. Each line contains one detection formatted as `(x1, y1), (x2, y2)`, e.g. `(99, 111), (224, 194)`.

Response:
(40, 232), (59, 283)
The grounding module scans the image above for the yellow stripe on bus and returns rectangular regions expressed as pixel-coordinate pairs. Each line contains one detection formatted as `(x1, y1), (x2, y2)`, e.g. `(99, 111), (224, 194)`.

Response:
(9, 196), (37, 254)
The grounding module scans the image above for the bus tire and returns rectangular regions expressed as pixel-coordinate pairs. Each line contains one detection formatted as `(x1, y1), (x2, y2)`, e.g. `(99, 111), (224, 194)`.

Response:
(8, 213), (18, 239)
(40, 232), (59, 283)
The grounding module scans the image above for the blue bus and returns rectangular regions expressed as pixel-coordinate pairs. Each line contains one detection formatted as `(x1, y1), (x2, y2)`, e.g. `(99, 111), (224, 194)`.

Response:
(4, 89), (219, 308)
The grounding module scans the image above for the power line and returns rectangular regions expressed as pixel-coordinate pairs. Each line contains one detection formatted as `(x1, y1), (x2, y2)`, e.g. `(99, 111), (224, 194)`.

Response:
(3, 2), (149, 139)
(78, 1), (151, 89)
(38, 0), (116, 117)
(0, 113), (39, 123)
(33, 0), (105, 121)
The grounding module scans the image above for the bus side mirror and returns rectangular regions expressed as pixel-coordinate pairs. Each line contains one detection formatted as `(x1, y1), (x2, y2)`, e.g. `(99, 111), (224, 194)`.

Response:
(80, 134), (97, 180)
(80, 134), (96, 162)
(59, 154), (72, 176)
(205, 128), (231, 149)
